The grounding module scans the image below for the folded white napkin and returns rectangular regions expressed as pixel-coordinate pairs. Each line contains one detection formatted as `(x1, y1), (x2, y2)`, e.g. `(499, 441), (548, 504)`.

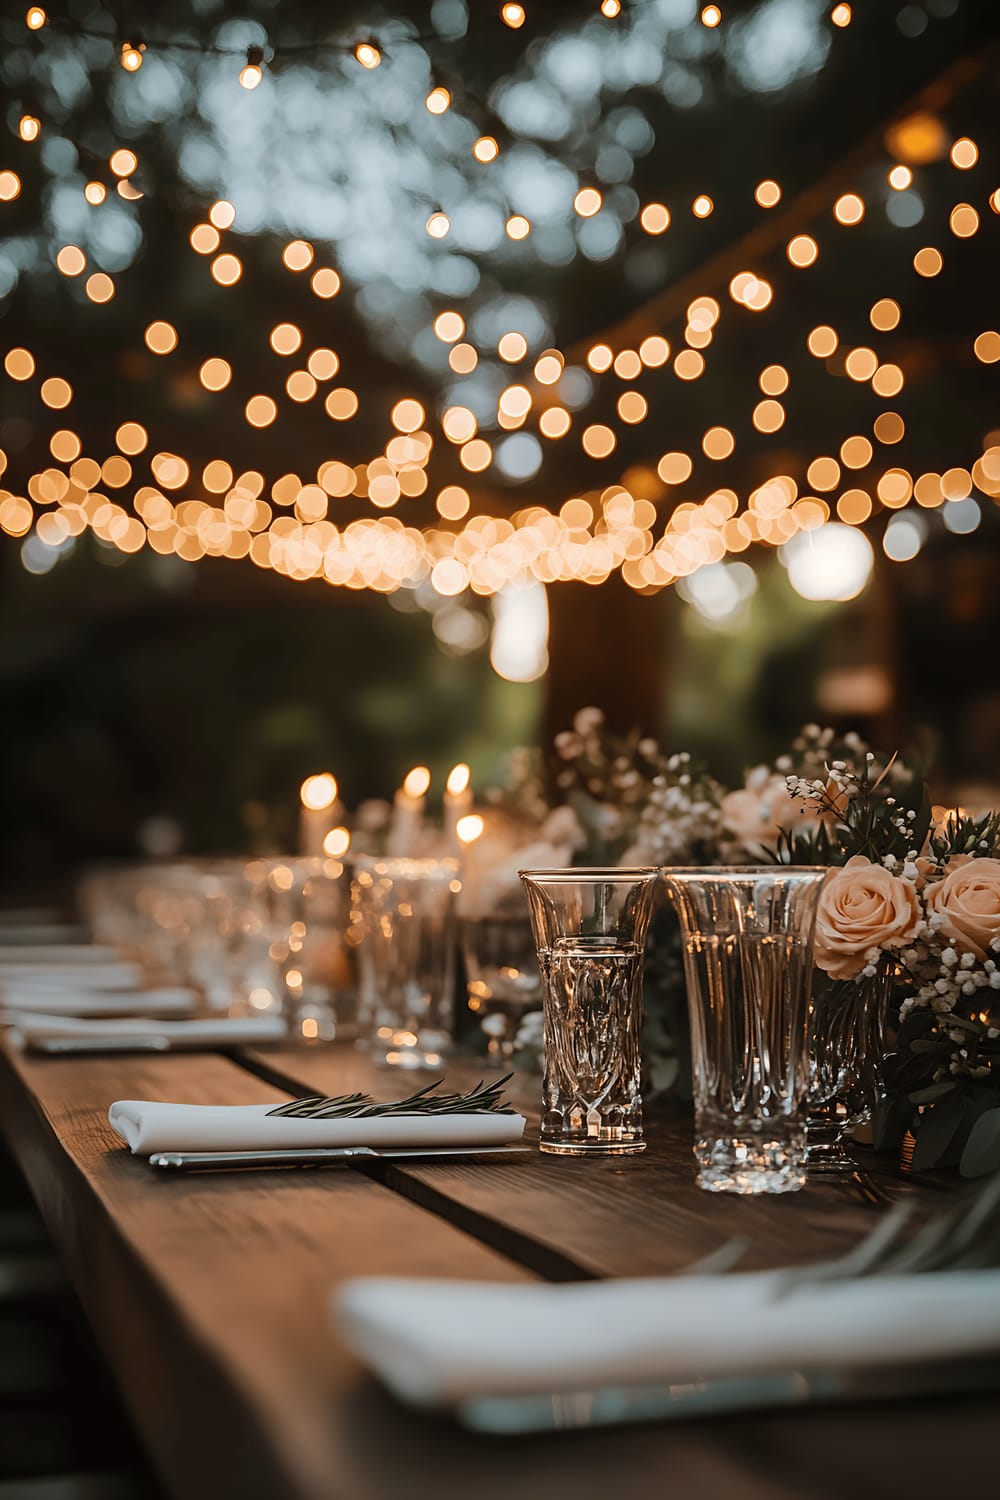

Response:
(334, 1270), (1000, 1409)
(0, 986), (197, 1018)
(0, 961), (143, 989)
(109, 1099), (527, 1156)
(0, 944), (119, 964)
(13, 1014), (286, 1053)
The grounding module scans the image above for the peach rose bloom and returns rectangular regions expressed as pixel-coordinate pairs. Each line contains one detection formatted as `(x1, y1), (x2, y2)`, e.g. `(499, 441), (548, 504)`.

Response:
(924, 857), (1000, 961)
(813, 855), (921, 980)
(721, 769), (811, 849)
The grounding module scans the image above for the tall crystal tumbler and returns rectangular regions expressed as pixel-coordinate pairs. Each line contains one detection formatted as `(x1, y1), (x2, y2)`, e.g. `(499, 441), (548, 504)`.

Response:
(353, 856), (460, 1068)
(661, 867), (827, 1194)
(520, 869), (658, 1155)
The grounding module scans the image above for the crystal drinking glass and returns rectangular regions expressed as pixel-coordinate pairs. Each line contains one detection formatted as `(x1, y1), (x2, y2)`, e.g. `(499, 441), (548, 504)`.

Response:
(661, 867), (827, 1194)
(245, 856), (356, 1038)
(805, 959), (894, 1173)
(460, 912), (542, 1063)
(352, 855), (460, 1068)
(519, 868), (658, 1155)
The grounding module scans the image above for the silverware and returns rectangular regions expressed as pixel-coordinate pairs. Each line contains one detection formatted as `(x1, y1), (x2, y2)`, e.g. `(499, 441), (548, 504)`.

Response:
(456, 1355), (1000, 1433)
(149, 1144), (531, 1170)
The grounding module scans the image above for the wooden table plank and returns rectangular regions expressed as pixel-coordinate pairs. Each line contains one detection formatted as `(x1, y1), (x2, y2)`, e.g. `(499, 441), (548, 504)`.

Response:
(0, 1040), (819, 1500)
(243, 1044), (882, 1280)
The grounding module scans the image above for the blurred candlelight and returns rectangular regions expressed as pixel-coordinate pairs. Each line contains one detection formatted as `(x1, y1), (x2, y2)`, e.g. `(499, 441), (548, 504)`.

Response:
(389, 766), (430, 856)
(299, 773), (341, 856)
(456, 813), (484, 846)
(444, 762), (473, 848)
(323, 826), (351, 859)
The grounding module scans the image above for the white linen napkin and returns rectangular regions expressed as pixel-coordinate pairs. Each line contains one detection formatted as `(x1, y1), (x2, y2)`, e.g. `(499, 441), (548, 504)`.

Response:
(334, 1270), (1000, 1409)
(0, 986), (197, 1018)
(0, 944), (119, 964)
(0, 961), (143, 989)
(13, 1014), (287, 1053)
(109, 1099), (527, 1156)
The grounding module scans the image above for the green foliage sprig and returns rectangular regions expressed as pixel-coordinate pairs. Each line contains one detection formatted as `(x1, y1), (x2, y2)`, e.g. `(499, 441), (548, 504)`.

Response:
(267, 1075), (516, 1119)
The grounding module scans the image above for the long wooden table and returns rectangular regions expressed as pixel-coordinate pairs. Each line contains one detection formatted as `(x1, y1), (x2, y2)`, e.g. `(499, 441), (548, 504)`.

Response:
(2, 1036), (997, 1500)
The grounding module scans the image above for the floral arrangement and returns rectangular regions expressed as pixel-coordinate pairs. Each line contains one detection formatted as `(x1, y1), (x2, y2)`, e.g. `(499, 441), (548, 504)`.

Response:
(497, 710), (1000, 1175)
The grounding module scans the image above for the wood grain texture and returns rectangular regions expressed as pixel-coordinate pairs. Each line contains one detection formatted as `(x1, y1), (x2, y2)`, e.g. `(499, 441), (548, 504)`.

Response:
(0, 1040), (822, 1500)
(243, 1044), (882, 1279)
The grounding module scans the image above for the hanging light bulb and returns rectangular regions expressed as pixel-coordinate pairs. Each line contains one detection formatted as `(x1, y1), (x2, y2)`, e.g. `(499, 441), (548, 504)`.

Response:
(25, 7), (46, 29)
(120, 40), (145, 71)
(354, 41), (381, 69)
(239, 45), (264, 90)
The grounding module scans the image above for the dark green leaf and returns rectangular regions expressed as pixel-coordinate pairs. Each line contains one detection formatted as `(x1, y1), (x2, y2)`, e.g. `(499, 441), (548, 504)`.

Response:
(911, 1089), (967, 1170)
(959, 1109), (1000, 1178)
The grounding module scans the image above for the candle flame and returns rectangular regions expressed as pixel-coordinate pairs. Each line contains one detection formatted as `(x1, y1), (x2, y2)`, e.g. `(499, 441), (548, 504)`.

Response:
(456, 813), (485, 845)
(446, 762), (470, 796)
(300, 772), (338, 811)
(403, 765), (431, 798)
(323, 826), (351, 858)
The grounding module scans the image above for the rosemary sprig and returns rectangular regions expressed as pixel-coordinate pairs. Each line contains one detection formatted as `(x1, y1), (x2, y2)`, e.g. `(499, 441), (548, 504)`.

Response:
(266, 1074), (516, 1118)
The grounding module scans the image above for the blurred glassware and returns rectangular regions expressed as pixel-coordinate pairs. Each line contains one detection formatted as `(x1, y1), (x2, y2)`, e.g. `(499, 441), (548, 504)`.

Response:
(662, 866), (827, 1195)
(352, 855), (460, 1068)
(520, 867), (658, 1156)
(805, 960), (894, 1173)
(245, 856), (356, 1039)
(460, 912), (541, 1063)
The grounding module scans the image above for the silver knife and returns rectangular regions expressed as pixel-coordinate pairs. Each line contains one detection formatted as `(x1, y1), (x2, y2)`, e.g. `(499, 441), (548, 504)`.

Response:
(149, 1144), (531, 1170)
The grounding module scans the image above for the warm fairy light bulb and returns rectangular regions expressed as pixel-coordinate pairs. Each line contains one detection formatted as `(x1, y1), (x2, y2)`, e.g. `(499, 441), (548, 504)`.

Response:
(601, 0), (621, 15)
(501, 3), (526, 26)
(754, 179), (781, 207)
(506, 214), (530, 239)
(110, 149), (137, 176)
(240, 47), (264, 89)
(701, 5), (722, 26)
(473, 136), (499, 162)
(83, 181), (106, 204)
(831, 3), (851, 25)
(403, 766), (431, 799)
(888, 164), (912, 190)
(354, 42), (381, 69)
(426, 211), (450, 238)
(25, 7), (46, 29)
(456, 814), (484, 845)
(446, 763), (471, 796)
(640, 202), (670, 233)
(425, 86), (450, 114)
(323, 827), (351, 859)
(692, 194), (713, 217)
(300, 773), (338, 811)
(834, 193), (864, 225)
(120, 41), (144, 71)
(209, 199), (236, 229)
(573, 187), (602, 217)
(950, 137), (978, 170)
(18, 115), (40, 142)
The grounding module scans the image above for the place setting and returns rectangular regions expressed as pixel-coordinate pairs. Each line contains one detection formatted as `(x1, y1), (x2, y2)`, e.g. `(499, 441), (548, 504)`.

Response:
(2, 1), (1000, 1496)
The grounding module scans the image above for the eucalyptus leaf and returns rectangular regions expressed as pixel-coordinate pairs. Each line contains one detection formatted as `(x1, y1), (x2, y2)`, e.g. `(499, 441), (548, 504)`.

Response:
(959, 1109), (1000, 1178)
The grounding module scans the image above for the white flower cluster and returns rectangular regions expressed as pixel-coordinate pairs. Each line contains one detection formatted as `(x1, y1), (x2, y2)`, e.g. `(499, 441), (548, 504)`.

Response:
(897, 921), (1000, 1079)
(620, 753), (724, 866)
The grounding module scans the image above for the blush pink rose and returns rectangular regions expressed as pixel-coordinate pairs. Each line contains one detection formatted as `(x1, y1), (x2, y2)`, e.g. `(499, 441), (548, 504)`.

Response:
(813, 855), (921, 980)
(924, 857), (1000, 961)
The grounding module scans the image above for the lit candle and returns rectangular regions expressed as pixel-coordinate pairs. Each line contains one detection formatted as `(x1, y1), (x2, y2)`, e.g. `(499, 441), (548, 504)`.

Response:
(388, 766), (430, 856)
(443, 762), (473, 848)
(299, 773), (341, 856)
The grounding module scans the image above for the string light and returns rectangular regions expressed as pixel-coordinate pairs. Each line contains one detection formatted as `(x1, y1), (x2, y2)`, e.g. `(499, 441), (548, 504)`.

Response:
(755, 179), (781, 207)
(601, 0), (621, 15)
(831, 4), (851, 25)
(640, 202), (670, 233)
(425, 87), (450, 114)
(701, 5), (722, 26)
(888, 164), (912, 190)
(574, 187), (602, 217)
(692, 195), (714, 218)
(506, 214), (531, 239)
(0, 171), (22, 201)
(239, 47), (264, 89)
(120, 40), (145, 71)
(354, 42), (382, 70)
(501, 3), (526, 26)
(25, 7), (46, 29)
(473, 136), (499, 162)
(426, 211), (450, 238)
(18, 115), (40, 142)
